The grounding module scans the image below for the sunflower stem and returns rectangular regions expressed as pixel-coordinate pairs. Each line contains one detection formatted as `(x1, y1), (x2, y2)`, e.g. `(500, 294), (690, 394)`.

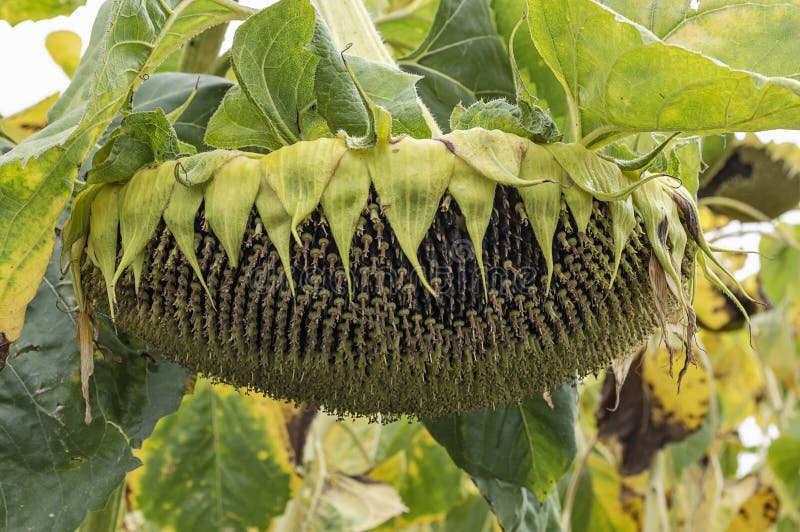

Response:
(312, 0), (441, 136)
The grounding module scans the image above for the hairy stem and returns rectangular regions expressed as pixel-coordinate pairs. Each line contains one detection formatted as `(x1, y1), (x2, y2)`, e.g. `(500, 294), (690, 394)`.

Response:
(312, 0), (441, 135)
(312, 0), (395, 65)
(179, 23), (229, 73)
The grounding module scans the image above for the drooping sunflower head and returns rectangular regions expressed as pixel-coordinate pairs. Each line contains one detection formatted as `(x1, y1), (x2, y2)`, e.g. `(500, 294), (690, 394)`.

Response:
(64, 128), (746, 418)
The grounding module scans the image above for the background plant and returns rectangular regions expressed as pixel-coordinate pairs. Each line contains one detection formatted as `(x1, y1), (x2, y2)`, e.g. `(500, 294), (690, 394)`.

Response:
(0, 0), (799, 530)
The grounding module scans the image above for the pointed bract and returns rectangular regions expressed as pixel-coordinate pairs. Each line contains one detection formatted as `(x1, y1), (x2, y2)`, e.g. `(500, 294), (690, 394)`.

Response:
(263, 138), (347, 243)
(204, 156), (262, 268)
(163, 182), (210, 300)
(448, 157), (496, 299)
(255, 179), (296, 295)
(320, 150), (371, 299)
(369, 137), (454, 296)
(87, 184), (122, 316)
(517, 143), (566, 293)
(114, 164), (176, 286)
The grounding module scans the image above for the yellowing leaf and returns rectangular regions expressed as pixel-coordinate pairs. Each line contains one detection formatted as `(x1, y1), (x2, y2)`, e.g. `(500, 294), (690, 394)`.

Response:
(204, 156), (261, 268)
(643, 347), (710, 432)
(702, 330), (763, 434)
(134, 380), (294, 530)
(725, 485), (779, 532)
(369, 137), (454, 296)
(0, 93), (60, 143)
(585, 455), (640, 532)
(46, 30), (82, 78)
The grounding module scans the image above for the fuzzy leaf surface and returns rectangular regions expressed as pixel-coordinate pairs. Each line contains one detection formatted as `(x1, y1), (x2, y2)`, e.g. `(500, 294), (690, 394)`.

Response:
(229, 0), (319, 147)
(87, 109), (186, 184)
(130, 73), (234, 151)
(528, 0), (800, 142)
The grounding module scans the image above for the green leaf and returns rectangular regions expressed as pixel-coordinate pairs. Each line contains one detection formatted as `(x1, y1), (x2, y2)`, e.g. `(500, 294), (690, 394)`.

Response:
(399, 0), (515, 127)
(308, 16), (432, 140)
(493, 0), (569, 130)
(759, 224), (800, 306)
(375, 0), (439, 57)
(230, 0), (320, 147)
(204, 86), (284, 150)
(350, 56), (432, 138)
(473, 477), (562, 531)
(0, 244), (186, 531)
(87, 109), (186, 184)
(310, 16), (372, 139)
(528, 0), (800, 143)
(131, 73), (234, 151)
(768, 419), (800, 506)
(602, 0), (800, 80)
(436, 493), (496, 532)
(424, 384), (578, 500)
(0, 0), (246, 342)
(0, 0), (85, 25)
(135, 381), (294, 530)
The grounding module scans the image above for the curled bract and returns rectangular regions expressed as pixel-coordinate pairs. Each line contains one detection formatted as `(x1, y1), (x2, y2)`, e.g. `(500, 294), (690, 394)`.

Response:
(65, 128), (744, 417)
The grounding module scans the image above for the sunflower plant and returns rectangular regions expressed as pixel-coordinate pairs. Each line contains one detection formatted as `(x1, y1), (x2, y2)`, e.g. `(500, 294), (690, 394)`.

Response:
(1, 0), (799, 530)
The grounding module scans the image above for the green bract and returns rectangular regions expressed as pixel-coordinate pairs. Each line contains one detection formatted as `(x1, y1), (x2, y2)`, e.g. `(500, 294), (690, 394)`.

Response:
(65, 128), (736, 417)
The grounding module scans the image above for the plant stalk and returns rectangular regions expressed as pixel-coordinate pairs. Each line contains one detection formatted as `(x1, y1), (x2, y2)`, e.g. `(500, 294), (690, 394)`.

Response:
(312, 0), (395, 65)
(311, 0), (441, 136)
(179, 23), (229, 73)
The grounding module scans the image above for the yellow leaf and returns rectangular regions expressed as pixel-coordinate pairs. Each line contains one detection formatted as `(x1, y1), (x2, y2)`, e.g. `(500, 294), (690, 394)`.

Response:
(643, 347), (711, 432)
(0, 93), (60, 143)
(726, 484), (779, 532)
(588, 455), (641, 532)
(702, 330), (764, 433)
(45, 30), (82, 78)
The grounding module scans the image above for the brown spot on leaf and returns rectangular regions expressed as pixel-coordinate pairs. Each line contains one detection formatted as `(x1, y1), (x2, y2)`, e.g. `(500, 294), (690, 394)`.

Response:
(0, 332), (9, 371)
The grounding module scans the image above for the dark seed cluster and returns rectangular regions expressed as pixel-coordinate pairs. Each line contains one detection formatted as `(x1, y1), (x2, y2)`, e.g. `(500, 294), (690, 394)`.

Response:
(83, 187), (674, 418)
